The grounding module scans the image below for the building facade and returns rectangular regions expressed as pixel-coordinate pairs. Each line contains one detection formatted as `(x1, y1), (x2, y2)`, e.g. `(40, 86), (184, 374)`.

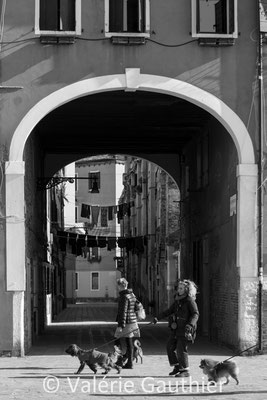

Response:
(0, 1), (266, 355)
(63, 155), (123, 303)
(119, 157), (180, 317)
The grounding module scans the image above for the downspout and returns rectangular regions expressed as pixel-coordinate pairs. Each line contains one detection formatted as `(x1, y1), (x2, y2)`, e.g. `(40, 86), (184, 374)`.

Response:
(258, 1), (264, 353)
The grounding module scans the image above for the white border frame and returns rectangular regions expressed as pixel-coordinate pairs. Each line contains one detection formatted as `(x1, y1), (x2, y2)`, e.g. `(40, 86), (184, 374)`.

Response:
(104, 0), (150, 38)
(35, 0), (82, 36)
(191, 0), (238, 39)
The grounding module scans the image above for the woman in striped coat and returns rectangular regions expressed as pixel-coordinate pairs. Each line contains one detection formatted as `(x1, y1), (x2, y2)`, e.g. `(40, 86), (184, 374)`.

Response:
(114, 278), (140, 369)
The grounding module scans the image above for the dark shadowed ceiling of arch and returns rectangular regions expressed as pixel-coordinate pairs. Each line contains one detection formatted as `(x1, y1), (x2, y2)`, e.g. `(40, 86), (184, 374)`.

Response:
(35, 90), (212, 155)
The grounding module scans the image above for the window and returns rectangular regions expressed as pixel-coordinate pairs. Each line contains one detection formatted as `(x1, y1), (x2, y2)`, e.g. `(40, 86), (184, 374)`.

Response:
(35, 0), (81, 36)
(88, 171), (100, 192)
(105, 0), (150, 37)
(88, 247), (101, 263)
(191, 0), (238, 38)
(75, 272), (79, 290)
(91, 272), (100, 291)
(75, 206), (78, 223)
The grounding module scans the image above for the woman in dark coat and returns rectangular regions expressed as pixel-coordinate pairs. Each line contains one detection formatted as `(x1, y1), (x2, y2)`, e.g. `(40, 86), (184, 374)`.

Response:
(153, 279), (199, 377)
(114, 278), (140, 369)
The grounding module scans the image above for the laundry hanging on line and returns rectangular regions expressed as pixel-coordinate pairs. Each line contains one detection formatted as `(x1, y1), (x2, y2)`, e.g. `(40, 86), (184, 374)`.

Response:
(56, 231), (147, 256)
(80, 201), (134, 223)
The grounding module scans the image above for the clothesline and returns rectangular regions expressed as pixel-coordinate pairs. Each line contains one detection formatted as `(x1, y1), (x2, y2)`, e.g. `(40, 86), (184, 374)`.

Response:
(80, 201), (135, 225)
(56, 230), (148, 256)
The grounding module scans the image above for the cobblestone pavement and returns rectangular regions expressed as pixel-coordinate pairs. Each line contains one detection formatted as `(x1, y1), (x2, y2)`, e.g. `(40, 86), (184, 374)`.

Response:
(0, 303), (267, 400)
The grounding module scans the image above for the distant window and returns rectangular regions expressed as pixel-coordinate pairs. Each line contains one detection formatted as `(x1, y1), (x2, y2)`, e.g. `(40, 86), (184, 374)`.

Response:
(75, 272), (79, 290)
(35, 0), (81, 36)
(105, 0), (150, 37)
(75, 206), (78, 223)
(88, 247), (101, 263)
(88, 171), (100, 192)
(191, 0), (238, 38)
(91, 272), (100, 291)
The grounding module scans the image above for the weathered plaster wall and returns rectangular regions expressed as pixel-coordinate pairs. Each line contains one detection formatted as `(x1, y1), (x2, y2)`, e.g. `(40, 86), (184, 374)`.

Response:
(0, 0), (258, 153)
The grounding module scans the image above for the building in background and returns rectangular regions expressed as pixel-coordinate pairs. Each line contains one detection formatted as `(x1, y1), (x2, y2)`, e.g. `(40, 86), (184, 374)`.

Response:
(119, 157), (180, 316)
(63, 155), (124, 303)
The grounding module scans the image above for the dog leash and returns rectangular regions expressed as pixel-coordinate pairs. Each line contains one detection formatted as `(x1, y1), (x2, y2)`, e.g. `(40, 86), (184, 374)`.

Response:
(218, 344), (258, 364)
(93, 321), (154, 351)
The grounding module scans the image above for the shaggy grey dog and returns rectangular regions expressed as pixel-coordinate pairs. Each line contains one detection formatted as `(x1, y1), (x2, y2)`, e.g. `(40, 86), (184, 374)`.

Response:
(65, 344), (122, 375)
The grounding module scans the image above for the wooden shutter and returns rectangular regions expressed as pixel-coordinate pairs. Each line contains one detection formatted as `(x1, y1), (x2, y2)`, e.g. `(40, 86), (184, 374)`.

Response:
(127, 0), (138, 32)
(215, 0), (227, 34)
(228, 0), (235, 34)
(109, 0), (124, 32)
(40, 0), (58, 30)
(60, 0), (75, 31)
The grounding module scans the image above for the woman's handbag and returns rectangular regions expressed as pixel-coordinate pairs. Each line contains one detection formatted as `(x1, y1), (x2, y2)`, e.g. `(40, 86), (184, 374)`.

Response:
(135, 300), (146, 321)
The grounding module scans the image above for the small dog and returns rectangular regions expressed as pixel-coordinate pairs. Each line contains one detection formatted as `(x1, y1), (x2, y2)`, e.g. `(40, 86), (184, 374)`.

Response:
(199, 358), (239, 385)
(133, 339), (143, 364)
(65, 344), (123, 375)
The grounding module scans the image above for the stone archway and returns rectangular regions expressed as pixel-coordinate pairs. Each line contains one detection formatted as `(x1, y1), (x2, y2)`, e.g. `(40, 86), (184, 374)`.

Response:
(5, 69), (257, 355)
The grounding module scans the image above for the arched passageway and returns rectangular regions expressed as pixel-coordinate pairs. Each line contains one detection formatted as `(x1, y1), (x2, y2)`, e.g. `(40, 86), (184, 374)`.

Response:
(5, 72), (257, 355)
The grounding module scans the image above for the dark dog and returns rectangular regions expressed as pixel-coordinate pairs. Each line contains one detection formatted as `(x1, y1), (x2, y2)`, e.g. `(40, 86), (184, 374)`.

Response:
(199, 358), (239, 385)
(133, 339), (143, 364)
(65, 344), (122, 375)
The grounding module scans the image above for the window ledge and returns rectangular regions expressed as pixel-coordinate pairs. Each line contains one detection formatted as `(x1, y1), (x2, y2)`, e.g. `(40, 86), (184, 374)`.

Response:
(105, 32), (150, 38)
(40, 36), (76, 44)
(198, 38), (235, 46)
(111, 36), (146, 45)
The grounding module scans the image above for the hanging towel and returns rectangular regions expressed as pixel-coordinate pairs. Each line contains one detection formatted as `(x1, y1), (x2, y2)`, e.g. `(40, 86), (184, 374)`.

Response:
(97, 236), (107, 248)
(58, 231), (68, 252)
(82, 246), (89, 258)
(81, 204), (91, 219)
(91, 206), (100, 227)
(107, 237), (117, 251)
(68, 232), (77, 254)
(117, 204), (124, 222)
(87, 236), (97, 248)
(101, 207), (108, 227)
(118, 237), (127, 248)
(108, 206), (114, 221)
(77, 234), (86, 256)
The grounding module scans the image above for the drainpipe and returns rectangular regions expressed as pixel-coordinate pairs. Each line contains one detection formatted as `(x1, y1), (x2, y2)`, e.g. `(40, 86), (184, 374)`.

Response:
(258, 1), (264, 353)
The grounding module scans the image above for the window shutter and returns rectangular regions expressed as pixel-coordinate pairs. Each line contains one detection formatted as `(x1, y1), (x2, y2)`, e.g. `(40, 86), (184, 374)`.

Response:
(60, 0), (75, 31)
(40, 0), (58, 30)
(109, 0), (124, 32)
(127, 0), (139, 32)
(228, 0), (235, 34)
(215, 0), (227, 34)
